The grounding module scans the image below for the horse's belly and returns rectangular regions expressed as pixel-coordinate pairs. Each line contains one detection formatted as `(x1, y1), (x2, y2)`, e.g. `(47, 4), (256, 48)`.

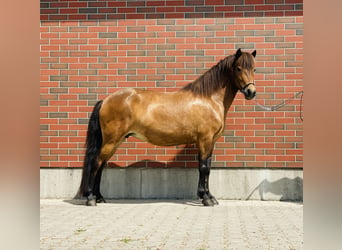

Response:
(130, 126), (196, 146)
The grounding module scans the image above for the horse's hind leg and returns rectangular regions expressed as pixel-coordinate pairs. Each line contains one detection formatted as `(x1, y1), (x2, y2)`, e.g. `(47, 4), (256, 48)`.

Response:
(90, 136), (125, 204)
(84, 142), (119, 206)
(93, 162), (107, 203)
(82, 154), (103, 206)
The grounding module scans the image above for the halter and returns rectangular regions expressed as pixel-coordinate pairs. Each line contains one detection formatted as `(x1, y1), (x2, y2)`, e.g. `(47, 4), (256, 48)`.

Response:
(240, 82), (255, 93)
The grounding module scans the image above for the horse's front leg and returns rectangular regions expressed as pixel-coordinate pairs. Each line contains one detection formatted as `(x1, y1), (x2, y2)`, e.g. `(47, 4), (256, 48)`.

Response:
(205, 155), (219, 205)
(198, 154), (218, 206)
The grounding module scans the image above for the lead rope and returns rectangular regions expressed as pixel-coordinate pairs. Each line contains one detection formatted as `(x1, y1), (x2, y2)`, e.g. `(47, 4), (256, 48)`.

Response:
(252, 91), (304, 121)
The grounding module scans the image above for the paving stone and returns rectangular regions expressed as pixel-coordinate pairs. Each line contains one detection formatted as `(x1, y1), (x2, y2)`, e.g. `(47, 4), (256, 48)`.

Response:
(41, 199), (303, 249)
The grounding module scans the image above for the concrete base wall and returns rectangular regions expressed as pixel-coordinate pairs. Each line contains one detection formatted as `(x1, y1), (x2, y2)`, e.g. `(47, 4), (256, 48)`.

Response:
(40, 168), (303, 201)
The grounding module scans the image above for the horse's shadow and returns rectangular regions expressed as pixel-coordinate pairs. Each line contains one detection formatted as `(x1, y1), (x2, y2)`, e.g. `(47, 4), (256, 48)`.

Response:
(108, 144), (199, 168)
(246, 177), (303, 202)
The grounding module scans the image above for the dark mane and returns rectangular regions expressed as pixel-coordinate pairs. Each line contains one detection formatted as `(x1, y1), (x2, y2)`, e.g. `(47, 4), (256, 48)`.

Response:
(182, 54), (235, 97)
(182, 52), (254, 97)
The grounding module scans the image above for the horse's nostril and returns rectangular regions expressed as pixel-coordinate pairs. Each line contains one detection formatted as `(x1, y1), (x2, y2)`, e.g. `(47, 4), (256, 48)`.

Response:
(247, 89), (254, 98)
(245, 89), (256, 100)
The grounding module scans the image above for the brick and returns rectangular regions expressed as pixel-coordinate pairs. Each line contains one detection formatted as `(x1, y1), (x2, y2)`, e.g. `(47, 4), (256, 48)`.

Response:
(256, 155), (276, 161)
(49, 113), (68, 118)
(99, 32), (117, 38)
(235, 5), (254, 12)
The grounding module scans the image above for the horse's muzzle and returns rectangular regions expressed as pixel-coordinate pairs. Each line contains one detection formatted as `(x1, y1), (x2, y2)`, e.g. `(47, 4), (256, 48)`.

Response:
(241, 83), (256, 100)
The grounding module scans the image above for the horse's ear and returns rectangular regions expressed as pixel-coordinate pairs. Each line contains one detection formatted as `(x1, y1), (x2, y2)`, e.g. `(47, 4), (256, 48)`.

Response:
(235, 48), (242, 58)
(251, 50), (256, 58)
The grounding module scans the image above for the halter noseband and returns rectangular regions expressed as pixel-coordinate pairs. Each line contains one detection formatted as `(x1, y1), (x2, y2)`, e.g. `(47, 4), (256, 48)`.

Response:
(240, 82), (255, 93)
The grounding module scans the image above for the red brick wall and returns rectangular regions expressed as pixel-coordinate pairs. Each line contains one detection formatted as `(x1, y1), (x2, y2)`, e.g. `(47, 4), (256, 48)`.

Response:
(40, 0), (303, 168)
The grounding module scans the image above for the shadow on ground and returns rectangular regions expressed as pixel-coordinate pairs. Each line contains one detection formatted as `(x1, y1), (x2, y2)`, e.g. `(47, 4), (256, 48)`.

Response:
(63, 198), (205, 207)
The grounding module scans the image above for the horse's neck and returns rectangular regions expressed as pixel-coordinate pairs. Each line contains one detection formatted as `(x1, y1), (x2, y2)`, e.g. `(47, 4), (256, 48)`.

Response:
(218, 83), (238, 118)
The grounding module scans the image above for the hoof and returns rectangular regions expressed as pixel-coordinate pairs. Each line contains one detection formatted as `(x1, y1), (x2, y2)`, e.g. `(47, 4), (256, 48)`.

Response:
(210, 197), (219, 205)
(86, 195), (97, 206)
(96, 197), (106, 203)
(86, 199), (97, 206)
(202, 198), (214, 207)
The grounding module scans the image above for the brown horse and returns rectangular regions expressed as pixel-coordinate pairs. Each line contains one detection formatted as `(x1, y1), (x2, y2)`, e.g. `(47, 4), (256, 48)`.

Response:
(79, 48), (257, 206)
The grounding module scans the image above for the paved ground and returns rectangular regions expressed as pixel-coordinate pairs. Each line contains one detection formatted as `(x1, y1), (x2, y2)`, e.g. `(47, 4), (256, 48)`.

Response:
(40, 199), (303, 250)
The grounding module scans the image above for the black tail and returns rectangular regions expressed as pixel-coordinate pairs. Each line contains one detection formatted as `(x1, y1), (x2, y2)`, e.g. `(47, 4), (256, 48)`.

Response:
(79, 100), (103, 197)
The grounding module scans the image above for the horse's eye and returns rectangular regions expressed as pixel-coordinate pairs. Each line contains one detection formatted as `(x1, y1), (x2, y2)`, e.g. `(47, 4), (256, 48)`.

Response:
(236, 67), (242, 72)
(254, 69), (256, 73)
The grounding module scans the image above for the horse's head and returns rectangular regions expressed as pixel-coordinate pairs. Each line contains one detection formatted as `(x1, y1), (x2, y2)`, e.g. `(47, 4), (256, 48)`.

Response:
(231, 48), (257, 100)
